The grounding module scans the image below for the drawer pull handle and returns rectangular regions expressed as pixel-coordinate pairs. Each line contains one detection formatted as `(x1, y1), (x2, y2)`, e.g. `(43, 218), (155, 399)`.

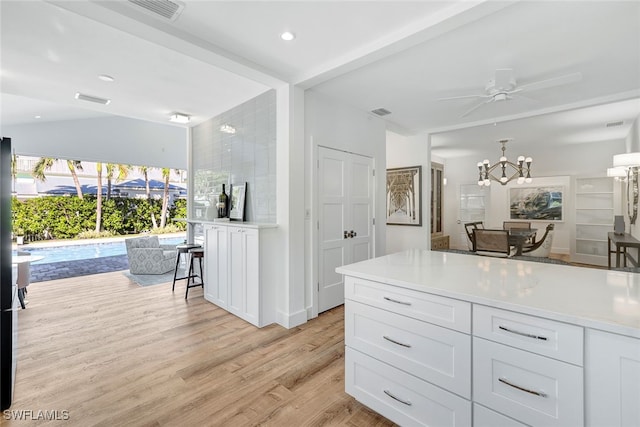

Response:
(383, 296), (412, 306)
(498, 325), (548, 341)
(383, 335), (412, 348)
(383, 389), (412, 406)
(498, 377), (548, 398)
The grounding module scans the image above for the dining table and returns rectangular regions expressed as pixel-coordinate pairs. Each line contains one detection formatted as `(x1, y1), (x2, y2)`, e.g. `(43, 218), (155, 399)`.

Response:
(507, 228), (538, 256)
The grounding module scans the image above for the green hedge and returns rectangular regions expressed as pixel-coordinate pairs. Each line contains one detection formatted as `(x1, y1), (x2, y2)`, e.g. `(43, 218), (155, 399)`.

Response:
(11, 196), (187, 240)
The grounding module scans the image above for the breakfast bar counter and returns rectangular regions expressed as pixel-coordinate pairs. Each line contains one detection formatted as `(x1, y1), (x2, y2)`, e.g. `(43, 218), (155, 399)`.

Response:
(337, 250), (640, 427)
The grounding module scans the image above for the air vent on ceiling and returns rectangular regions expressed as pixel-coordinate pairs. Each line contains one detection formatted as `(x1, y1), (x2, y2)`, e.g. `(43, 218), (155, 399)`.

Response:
(128, 0), (185, 21)
(75, 92), (111, 105)
(606, 121), (624, 128)
(371, 108), (392, 116)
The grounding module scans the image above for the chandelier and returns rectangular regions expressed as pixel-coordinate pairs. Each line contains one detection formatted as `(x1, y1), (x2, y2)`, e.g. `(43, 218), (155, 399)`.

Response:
(477, 139), (532, 186)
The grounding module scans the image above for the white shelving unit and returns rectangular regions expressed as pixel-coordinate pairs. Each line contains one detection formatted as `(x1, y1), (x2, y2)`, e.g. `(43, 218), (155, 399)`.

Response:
(572, 176), (619, 266)
(458, 184), (487, 249)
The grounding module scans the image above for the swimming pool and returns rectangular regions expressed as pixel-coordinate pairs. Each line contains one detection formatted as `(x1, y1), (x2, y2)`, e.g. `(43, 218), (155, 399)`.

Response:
(16, 236), (186, 264)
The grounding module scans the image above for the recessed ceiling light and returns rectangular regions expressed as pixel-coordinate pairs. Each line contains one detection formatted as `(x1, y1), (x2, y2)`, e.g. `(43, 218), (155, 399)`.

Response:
(34, 115), (41, 119)
(280, 31), (295, 41)
(169, 113), (190, 124)
(98, 74), (115, 82)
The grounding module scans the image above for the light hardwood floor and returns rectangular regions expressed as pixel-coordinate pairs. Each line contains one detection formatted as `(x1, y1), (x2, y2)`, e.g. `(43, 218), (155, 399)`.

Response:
(5, 272), (394, 426)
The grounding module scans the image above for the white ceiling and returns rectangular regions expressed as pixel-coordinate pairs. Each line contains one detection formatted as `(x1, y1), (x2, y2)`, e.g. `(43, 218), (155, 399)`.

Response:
(1, 0), (639, 159)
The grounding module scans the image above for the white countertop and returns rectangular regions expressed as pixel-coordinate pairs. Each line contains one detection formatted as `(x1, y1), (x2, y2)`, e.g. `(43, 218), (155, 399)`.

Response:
(183, 218), (277, 229)
(336, 250), (640, 339)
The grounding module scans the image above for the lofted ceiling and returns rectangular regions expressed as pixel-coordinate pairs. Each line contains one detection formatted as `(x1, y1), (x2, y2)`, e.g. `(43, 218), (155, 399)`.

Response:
(1, 0), (639, 160)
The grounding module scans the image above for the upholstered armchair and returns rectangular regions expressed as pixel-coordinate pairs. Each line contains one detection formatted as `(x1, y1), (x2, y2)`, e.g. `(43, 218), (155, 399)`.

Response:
(125, 235), (177, 274)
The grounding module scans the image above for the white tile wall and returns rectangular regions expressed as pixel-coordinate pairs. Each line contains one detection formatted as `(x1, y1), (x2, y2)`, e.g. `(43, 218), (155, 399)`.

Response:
(191, 90), (276, 223)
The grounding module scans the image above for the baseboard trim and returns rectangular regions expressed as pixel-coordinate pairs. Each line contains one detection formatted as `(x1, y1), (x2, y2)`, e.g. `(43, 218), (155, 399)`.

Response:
(276, 308), (308, 329)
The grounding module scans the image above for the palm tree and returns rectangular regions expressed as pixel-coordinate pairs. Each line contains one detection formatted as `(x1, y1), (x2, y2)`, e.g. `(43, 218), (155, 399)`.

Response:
(106, 163), (132, 200)
(159, 168), (181, 228)
(10, 152), (17, 194)
(32, 158), (84, 199)
(138, 166), (158, 229)
(94, 162), (103, 232)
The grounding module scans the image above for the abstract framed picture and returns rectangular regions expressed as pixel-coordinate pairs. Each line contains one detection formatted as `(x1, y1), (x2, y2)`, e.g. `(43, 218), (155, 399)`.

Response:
(386, 166), (422, 226)
(509, 186), (563, 221)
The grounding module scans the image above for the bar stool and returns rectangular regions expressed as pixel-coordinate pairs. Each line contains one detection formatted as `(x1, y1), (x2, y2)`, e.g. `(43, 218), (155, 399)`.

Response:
(172, 243), (201, 292)
(185, 247), (204, 298)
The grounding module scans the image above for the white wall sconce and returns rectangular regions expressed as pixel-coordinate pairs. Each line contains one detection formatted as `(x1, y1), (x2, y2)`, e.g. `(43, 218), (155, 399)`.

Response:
(220, 124), (236, 134)
(169, 113), (190, 124)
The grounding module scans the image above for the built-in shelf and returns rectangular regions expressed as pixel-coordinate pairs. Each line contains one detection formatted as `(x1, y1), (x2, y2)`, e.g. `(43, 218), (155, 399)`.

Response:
(572, 176), (618, 266)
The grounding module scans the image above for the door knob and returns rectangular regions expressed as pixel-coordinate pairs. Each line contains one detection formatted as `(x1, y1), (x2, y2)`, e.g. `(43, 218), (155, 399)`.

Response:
(349, 230), (357, 238)
(344, 230), (349, 239)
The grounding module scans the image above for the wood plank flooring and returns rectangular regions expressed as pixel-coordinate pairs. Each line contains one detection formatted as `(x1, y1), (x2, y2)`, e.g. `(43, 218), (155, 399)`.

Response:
(4, 272), (394, 426)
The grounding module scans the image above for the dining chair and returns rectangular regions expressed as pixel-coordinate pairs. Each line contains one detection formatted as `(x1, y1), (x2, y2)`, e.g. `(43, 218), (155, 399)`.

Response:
(504, 221), (535, 243)
(473, 229), (516, 258)
(464, 221), (485, 250)
(522, 224), (555, 257)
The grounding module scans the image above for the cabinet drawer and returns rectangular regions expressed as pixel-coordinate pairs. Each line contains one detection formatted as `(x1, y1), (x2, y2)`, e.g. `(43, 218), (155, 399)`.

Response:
(474, 305), (583, 365)
(473, 338), (583, 427)
(345, 276), (470, 333)
(346, 348), (471, 427)
(474, 404), (528, 427)
(346, 301), (471, 398)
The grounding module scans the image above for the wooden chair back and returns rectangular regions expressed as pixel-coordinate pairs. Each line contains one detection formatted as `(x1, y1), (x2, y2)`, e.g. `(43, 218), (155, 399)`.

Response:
(503, 221), (531, 231)
(473, 229), (513, 257)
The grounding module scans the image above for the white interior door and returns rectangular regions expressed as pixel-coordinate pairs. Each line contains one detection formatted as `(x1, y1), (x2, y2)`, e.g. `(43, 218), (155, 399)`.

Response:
(318, 147), (373, 313)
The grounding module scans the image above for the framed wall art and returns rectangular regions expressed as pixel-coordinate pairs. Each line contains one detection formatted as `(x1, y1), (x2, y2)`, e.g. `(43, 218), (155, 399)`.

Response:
(386, 166), (422, 226)
(509, 186), (563, 221)
(229, 182), (247, 221)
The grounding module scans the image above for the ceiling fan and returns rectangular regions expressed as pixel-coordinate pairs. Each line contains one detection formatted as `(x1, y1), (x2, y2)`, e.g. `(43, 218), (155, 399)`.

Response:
(439, 69), (582, 117)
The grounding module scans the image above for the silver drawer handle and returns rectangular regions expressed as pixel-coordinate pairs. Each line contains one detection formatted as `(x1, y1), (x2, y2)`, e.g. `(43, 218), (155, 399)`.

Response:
(383, 389), (412, 406)
(498, 377), (548, 398)
(383, 296), (412, 306)
(383, 335), (412, 348)
(498, 325), (548, 341)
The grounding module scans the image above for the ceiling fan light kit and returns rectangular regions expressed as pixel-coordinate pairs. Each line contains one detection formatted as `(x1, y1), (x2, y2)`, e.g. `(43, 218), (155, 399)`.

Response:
(477, 139), (532, 186)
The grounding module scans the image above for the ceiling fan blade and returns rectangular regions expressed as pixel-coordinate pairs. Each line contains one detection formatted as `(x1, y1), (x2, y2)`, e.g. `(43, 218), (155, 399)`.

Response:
(438, 93), (490, 101)
(494, 68), (514, 90)
(461, 98), (493, 117)
(517, 72), (582, 92)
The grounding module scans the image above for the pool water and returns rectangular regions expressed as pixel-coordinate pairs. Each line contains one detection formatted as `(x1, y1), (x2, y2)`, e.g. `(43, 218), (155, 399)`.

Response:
(16, 236), (186, 264)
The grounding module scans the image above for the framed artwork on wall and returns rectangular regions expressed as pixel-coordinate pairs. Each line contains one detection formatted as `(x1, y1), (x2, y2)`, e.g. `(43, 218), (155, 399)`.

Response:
(229, 183), (247, 221)
(386, 166), (422, 226)
(509, 186), (563, 221)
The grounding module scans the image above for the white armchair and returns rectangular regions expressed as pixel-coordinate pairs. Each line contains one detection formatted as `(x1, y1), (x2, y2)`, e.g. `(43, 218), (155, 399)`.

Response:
(125, 235), (177, 275)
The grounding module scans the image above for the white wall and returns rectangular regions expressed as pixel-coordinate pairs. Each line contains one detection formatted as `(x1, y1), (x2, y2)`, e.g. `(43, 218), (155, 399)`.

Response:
(442, 138), (627, 252)
(386, 130), (431, 254)
(4, 116), (188, 170)
(304, 91), (386, 317)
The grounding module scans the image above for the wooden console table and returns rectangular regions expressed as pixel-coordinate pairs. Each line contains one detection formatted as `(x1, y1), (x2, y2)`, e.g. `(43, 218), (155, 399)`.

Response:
(607, 232), (640, 269)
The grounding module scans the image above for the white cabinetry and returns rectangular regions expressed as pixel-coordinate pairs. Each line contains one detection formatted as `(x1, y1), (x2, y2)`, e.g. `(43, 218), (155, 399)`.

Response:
(586, 329), (640, 427)
(202, 222), (276, 328)
(345, 276), (472, 426)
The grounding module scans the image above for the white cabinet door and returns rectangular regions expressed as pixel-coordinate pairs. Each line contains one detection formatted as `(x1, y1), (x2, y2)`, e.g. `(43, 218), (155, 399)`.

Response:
(203, 224), (228, 307)
(586, 329), (640, 427)
(228, 227), (260, 325)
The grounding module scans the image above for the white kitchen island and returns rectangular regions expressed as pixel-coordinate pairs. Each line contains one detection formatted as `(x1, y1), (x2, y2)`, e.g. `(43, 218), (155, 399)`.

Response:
(337, 249), (640, 427)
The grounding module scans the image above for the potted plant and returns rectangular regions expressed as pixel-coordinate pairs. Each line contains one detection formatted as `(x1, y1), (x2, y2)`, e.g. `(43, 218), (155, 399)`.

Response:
(14, 227), (24, 245)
